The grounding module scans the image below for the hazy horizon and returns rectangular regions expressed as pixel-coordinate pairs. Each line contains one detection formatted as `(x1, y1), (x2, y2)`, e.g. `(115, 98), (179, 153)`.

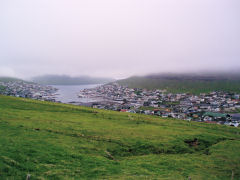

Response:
(0, 0), (239, 79)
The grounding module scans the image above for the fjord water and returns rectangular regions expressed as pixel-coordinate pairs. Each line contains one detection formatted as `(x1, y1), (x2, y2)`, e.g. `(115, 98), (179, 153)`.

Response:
(52, 84), (101, 103)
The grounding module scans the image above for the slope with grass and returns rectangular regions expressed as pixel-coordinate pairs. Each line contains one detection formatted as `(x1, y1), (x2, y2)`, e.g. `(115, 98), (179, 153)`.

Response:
(117, 73), (240, 94)
(0, 85), (5, 93)
(0, 95), (240, 179)
(0, 77), (24, 83)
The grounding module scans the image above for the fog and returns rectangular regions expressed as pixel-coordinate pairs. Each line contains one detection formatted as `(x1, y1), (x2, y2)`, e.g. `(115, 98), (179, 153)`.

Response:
(0, 0), (239, 79)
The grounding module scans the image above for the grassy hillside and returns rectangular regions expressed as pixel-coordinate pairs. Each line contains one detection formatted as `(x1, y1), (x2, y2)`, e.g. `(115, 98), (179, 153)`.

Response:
(0, 85), (5, 93)
(0, 77), (23, 83)
(0, 95), (240, 179)
(118, 74), (240, 94)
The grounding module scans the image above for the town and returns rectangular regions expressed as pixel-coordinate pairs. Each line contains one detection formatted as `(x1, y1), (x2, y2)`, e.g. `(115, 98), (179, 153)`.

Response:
(0, 80), (58, 102)
(78, 83), (240, 127)
(1, 80), (240, 127)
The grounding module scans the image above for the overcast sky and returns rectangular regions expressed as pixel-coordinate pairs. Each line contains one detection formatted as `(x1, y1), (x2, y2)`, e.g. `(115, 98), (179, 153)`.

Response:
(0, 0), (239, 79)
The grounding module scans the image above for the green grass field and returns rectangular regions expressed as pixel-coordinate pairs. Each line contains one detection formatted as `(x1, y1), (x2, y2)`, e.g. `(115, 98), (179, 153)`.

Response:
(0, 95), (240, 179)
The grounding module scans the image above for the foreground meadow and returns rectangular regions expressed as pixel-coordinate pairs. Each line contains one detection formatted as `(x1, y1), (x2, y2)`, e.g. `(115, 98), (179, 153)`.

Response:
(0, 95), (239, 179)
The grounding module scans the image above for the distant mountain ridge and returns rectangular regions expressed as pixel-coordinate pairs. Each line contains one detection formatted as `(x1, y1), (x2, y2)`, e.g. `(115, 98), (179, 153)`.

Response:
(117, 72), (240, 94)
(32, 75), (114, 85)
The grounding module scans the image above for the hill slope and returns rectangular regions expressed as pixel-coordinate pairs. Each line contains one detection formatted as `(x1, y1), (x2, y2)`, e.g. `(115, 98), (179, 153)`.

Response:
(32, 75), (114, 85)
(0, 77), (24, 83)
(118, 73), (240, 94)
(0, 95), (240, 179)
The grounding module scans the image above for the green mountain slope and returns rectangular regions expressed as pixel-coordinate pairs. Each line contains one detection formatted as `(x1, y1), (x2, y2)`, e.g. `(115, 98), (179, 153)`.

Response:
(0, 95), (240, 179)
(0, 77), (24, 83)
(118, 73), (240, 94)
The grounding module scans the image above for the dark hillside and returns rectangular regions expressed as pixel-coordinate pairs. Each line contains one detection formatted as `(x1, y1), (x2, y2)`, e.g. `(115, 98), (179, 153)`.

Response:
(118, 73), (240, 94)
(0, 77), (24, 83)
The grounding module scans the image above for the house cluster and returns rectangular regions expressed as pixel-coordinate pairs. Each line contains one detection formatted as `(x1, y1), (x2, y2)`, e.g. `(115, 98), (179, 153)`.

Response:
(0, 81), (58, 102)
(78, 83), (240, 127)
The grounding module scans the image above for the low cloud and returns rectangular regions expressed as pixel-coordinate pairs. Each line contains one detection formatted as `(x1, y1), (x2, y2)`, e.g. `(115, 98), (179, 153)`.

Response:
(0, 66), (17, 77)
(0, 0), (239, 79)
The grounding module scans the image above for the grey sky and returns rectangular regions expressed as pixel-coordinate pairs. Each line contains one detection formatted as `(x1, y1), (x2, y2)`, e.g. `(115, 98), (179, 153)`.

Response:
(0, 0), (240, 79)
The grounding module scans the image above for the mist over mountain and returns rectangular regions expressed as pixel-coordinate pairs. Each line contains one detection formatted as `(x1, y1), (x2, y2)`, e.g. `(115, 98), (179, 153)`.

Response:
(32, 75), (114, 85)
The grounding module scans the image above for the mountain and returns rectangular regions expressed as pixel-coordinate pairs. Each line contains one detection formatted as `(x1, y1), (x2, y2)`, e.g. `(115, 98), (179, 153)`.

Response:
(32, 75), (114, 85)
(0, 95), (239, 179)
(117, 72), (240, 94)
